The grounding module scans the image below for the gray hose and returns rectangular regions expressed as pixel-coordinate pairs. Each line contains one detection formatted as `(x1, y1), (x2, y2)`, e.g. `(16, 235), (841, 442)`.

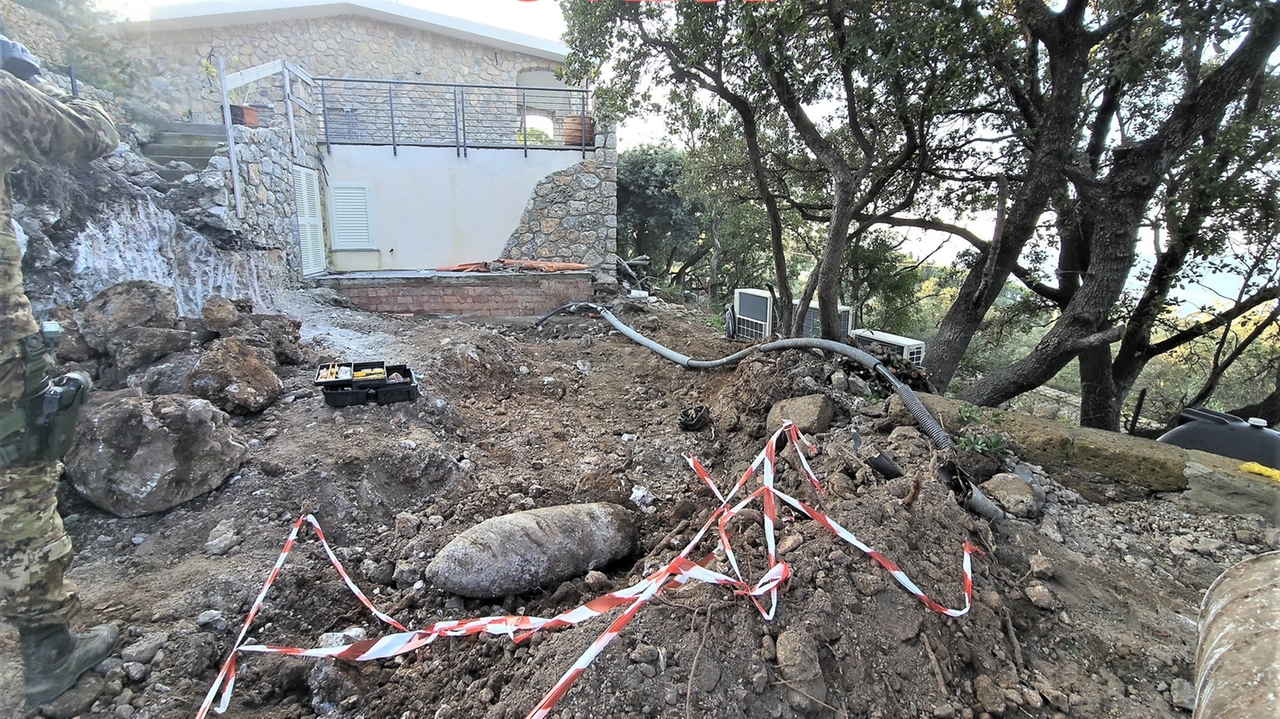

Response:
(538, 302), (952, 453)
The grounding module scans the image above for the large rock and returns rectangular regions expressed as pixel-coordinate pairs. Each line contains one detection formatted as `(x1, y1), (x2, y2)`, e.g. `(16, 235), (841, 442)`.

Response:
(776, 629), (828, 714)
(183, 337), (284, 414)
(981, 472), (1045, 519)
(47, 307), (94, 362)
(107, 327), (195, 375)
(225, 314), (307, 365)
(65, 394), (249, 517)
(887, 394), (1196, 492)
(127, 349), (202, 395)
(200, 294), (240, 334)
(77, 281), (179, 352)
(425, 503), (637, 598)
(767, 394), (835, 435)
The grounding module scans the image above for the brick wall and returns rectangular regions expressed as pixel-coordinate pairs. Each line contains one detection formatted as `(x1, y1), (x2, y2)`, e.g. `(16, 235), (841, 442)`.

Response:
(318, 273), (593, 317)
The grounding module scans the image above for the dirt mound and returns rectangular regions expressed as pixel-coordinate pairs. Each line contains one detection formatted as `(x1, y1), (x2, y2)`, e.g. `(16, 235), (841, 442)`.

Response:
(3, 294), (1274, 719)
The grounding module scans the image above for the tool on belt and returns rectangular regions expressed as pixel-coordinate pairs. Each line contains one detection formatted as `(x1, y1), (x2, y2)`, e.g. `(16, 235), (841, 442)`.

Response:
(0, 323), (92, 467)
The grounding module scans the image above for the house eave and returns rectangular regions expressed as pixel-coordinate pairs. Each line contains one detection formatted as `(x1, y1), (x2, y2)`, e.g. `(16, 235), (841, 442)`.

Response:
(125, 0), (568, 63)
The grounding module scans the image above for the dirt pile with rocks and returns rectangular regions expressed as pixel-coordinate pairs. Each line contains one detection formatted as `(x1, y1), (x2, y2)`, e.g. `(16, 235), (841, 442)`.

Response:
(1, 295), (1275, 719)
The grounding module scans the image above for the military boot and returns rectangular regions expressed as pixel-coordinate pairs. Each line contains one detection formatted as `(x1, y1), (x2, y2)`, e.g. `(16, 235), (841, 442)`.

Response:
(19, 623), (118, 707)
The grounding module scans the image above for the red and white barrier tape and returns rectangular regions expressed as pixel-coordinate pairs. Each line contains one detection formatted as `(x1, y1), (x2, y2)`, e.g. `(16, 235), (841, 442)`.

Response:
(196, 420), (977, 719)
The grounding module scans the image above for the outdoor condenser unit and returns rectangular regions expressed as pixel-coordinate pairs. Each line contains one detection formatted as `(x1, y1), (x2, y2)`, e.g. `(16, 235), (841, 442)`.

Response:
(849, 329), (927, 364)
(731, 288), (853, 341)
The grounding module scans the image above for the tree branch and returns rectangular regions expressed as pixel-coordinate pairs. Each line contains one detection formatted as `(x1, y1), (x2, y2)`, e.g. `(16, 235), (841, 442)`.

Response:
(1146, 287), (1280, 357)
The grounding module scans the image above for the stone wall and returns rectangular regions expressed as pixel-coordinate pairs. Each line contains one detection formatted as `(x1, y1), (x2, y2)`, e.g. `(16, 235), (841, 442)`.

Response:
(0, 0), (67, 65)
(125, 14), (561, 124)
(319, 273), (593, 317)
(165, 125), (303, 279)
(502, 123), (617, 283)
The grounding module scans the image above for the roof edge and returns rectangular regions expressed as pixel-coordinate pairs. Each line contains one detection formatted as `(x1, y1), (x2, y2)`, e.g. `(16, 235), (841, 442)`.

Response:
(126, 0), (567, 63)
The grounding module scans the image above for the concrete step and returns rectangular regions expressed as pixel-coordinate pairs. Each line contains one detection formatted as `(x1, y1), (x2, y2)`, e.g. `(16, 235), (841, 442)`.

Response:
(155, 121), (226, 137)
(146, 152), (215, 165)
(143, 142), (220, 157)
(150, 133), (225, 148)
(156, 168), (193, 182)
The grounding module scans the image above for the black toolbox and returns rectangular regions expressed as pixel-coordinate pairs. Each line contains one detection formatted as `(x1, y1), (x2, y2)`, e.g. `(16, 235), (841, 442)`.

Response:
(315, 360), (419, 407)
(322, 387), (370, 408)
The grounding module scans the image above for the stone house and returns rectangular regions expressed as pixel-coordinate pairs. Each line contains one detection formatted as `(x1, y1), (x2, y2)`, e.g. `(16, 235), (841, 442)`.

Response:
(120, 0), (616, 315)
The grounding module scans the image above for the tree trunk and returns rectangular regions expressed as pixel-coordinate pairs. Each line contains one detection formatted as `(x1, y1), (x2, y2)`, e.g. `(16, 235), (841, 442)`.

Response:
(925, 17), (1092, 390)
(1078, 344), (1123, 430)
(960, 2), (1280, 409)
(1228, 366), (1280, 427)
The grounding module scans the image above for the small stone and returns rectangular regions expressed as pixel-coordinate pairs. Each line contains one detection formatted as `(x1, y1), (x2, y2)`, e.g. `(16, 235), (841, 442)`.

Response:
(760, 634), (776, 661)
(95, 656), (123, 675)
(115, 705), (136, 719)
(131, 533), (148, 546)
(360, 558), (395, 586)
(1234, 528), (1260, 545)
(694, 660), (721, 693)
(1025, 582), (1057, 610)
(1039, 518), (1064, 543)
(123, 662), (147, 682)
(1029, 553), (1054, 578)
(830, 371), (849, 392)
(629, 644), (659, 664)
(393, 560), (421, 589)
(1023, 689), (1043, 709)
(637, 662), (656, 678)
(204, 519), (241, 555)
(1169, 678), (1195, 711)
(583, 570), (610, 593)
(1194, 538), (1225, 557)
(974, 675), (1005, 716)
(121, 633), (168, 664)
(395, 512), (421, 538)
(933, 704), (956, 718)
(196, 610), (224, 628)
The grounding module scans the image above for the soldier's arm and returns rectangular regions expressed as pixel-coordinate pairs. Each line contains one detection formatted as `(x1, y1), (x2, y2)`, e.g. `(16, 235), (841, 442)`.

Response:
(0, 72), (119, 165)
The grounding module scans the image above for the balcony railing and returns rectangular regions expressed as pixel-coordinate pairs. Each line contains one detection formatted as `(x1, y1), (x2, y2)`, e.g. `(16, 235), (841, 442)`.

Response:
(315, 78), (595, 157)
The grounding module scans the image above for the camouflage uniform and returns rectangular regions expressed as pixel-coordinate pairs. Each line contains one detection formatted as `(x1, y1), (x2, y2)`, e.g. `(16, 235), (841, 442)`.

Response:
(0, 71), (117, 629)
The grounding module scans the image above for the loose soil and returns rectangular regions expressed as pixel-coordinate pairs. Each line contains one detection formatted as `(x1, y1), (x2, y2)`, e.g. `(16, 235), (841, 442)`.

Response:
(1, 295), (1274, 719)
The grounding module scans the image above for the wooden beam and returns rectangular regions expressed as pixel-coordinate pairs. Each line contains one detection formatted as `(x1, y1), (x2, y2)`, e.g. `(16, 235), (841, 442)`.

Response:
(217, 57), (244, 218)
(285, 61), (315, 86)
(225, 59), (284, 90)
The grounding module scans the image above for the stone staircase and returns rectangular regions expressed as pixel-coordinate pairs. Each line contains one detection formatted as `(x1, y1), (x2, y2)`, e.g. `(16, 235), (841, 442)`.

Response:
(141, 122), (226, 182)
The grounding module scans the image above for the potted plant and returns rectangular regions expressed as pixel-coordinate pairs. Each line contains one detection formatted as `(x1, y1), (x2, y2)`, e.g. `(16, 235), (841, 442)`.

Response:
(201, 56), (259, 128)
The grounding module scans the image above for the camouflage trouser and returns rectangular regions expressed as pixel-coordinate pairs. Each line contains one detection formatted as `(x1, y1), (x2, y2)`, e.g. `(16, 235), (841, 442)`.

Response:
(0, 354), (76, 629)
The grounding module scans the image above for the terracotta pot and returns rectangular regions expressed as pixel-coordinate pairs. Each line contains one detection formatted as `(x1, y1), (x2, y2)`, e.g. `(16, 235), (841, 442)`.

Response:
(562, 115), (595, 147)
(225, 105), (259, 128)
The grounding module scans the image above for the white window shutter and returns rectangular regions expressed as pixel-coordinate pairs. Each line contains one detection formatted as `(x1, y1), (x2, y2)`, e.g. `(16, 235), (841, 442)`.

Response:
(330, 184), (374, 249)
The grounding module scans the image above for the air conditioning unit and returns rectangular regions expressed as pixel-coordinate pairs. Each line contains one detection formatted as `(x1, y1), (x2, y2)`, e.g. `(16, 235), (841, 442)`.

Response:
(850, 329), (926, 364)
(731, 288), (854, 340)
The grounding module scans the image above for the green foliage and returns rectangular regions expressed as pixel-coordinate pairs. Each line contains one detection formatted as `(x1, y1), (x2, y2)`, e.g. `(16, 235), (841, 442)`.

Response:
(955, 431), (1010, 458)
(952, 403), (1010, 457)
(515, 127), (555, 146)
(617, 145), (705, 275)
(11, 0), (111, 27)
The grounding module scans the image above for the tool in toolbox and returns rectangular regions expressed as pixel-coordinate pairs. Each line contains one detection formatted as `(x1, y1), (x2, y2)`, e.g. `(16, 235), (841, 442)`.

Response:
(313, 360), (419, 407)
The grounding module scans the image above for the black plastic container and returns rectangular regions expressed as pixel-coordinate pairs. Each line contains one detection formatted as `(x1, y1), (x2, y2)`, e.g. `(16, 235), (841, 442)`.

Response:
(323, 387), (369, 408)
(374, 383), (420, 406)
(1157, 408), (1280, 467)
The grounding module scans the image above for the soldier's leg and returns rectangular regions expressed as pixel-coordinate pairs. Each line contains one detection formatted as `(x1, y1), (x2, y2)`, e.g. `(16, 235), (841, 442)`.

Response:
(0, 459), (78, 629)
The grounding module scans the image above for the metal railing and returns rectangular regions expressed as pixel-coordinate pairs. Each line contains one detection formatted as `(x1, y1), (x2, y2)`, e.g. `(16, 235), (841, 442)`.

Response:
(315, 78), (595, 157)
